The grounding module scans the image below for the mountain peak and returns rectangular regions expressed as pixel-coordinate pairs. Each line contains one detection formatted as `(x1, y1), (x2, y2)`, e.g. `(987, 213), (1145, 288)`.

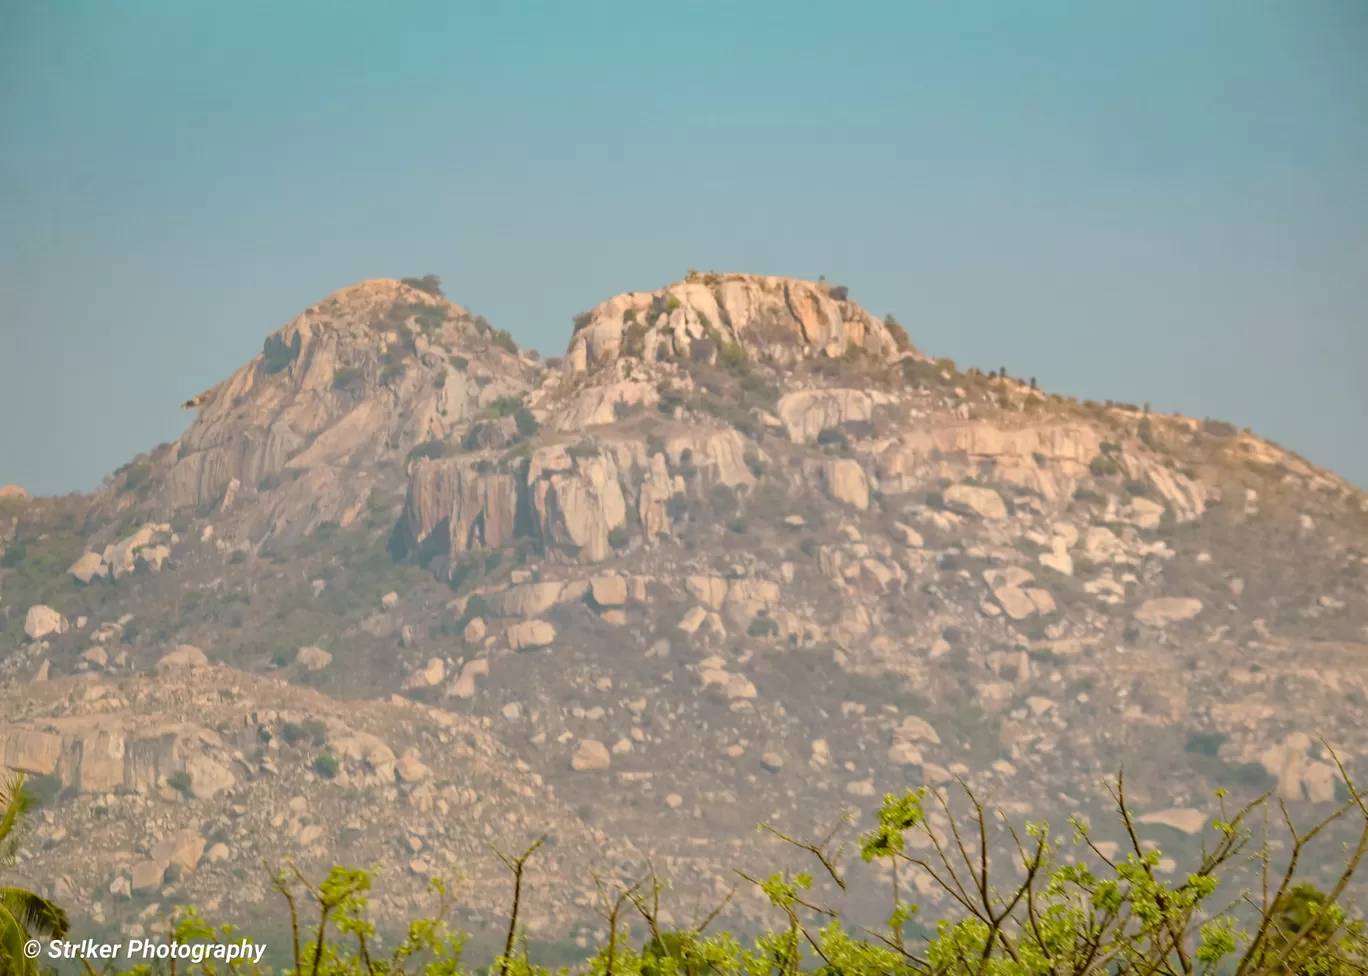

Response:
(564, 272), (918, 373)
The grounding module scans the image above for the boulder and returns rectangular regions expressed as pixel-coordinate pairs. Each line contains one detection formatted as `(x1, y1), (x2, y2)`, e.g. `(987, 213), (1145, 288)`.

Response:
(81, 646), (108, 668)
(130, 860), (164, 893)
(677, 607), (709, 635)
(1260, 733), (1341, 804)
(590, 574), (629, 607)
(184, 755), (235, 799)
(821, 459), (869, 510)
(463, 617), (487, 642)
(500, 581), (565, 618)
(1136, 809), (1207, 836)
(446, 659), (489, 699)
(24, 605), (68, 641)
(943, 485), (1007, 520)
(1134, 598), (1203, 627)
(686, 576), (729, 610)
(157, 645), (209, 670)
(136, 545), (171, 573)
(403, 658), (446, 690)
(396, 750), (431, 783)
(994, 586), (1038, 621)
(507, 619), (555, 650)
(151, 830), (206, 873)
(68, 552), (108, 584)
(296, 646), (333, 671)
(571, 739), (611, 771)
(0, 485), (26, 500)
(381, 592), (400, 610)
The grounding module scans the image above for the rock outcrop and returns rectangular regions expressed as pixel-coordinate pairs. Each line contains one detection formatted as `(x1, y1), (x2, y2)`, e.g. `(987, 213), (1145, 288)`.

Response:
(163, 279), (532, 542)
(566, 274), (915, 374)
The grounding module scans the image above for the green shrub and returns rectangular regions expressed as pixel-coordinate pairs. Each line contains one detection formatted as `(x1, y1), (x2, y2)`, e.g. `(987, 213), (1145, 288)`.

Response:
(607, 525), (630, 549)
(490, 328), (519, 354)
(727, 517), (748, 534)
(460, 593), (490, 624)
(925, 489), (945, 510)
(400, 275), (444, 297)
(747, 614), (779, 637)
(167, 771), (193, 795)
(1089, 454), (1121, 477)
(408, 440), (449, 462)
(312, 754), (340, 779)
(488, 396), (523, 418)
(330, 365), (364, 391)
(717, 341), (748, 372)
(884, 314), (911, 350)
(572, 310), (594, 332)
(1184, 731), (1228, 757)
(514, 407), (539, 438)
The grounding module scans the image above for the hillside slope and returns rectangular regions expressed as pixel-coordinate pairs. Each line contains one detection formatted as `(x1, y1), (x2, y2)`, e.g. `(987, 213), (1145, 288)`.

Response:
(3, 272), (1367, 934)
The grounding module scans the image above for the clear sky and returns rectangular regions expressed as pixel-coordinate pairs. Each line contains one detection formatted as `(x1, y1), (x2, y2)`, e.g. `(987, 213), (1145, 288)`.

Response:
(2, 1), (1365, 495)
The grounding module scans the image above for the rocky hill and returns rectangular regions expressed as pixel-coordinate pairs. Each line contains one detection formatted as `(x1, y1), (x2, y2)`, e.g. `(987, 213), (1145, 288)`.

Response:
(3, 272), (1367, 939)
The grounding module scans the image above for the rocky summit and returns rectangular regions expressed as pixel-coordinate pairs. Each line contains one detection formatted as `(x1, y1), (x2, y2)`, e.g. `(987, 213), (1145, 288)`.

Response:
(3, 272), (1367, 936)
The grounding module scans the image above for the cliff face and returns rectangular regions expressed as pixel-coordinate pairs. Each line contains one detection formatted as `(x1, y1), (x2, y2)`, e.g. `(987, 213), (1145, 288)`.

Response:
(3, 270), (1367, 938)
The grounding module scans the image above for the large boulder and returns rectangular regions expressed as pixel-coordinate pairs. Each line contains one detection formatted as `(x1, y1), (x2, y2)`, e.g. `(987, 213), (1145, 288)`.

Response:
(1134, 598), (1203, 627)
(295, 646), (333, 671)
(68, 552), (108, 584)
(943, 484), (1008, 520)
(570, 739), (611, 771)
(151, 831), (207, 874)
(590, 574), (628, 607)
(24, 605), (68, 642)
(820, 459), (869, 511)
(157, 645), (209, 670)
(507, 619), (555, 650)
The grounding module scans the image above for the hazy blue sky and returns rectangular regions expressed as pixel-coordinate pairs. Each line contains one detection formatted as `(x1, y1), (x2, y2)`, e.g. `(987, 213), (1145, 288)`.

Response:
(2, 1), (1365, 494)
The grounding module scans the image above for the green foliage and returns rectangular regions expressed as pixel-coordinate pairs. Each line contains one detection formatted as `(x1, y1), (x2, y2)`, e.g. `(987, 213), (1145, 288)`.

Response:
(409, 440), (450, 462)
(460, 593), (490, 625)
(166, 771), (193, 795)
(401, 274), (445, 297)
(1090, 453), (1121, 477)
(0, 773), (70, 973)
(488, 396), (524, 418)
(24, 773), (64, 808)
(312, 754), (340, 779)
(572, 310), (595, 332)
(490, 328), (519, 355)
(747, 613), (777, 637)
(514, 407), (539, 438)
(27, 761), (1368, 976)
(884, 314), (912, 351)
(607, 525), (630, 549)
(717, 341), (748, 373)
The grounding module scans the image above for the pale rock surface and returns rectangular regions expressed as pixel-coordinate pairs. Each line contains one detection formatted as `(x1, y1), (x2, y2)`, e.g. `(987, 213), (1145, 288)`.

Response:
(296, 646), (333, 671)
(571, 739), (611, 771)
(943, 484), (1007, 520)
(24, 605), (69, 641)
(1134, 598), (1203, 627)
(507, 619), (556, 650)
